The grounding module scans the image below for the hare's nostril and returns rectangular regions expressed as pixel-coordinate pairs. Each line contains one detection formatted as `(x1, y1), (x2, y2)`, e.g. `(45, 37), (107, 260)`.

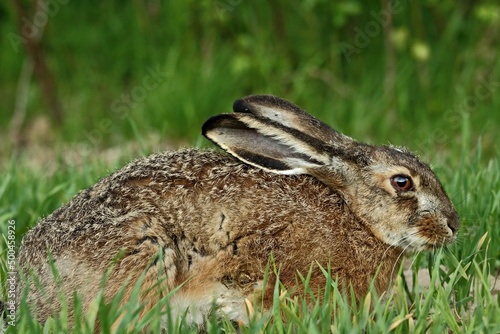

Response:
(446, 211), (460, 235)
(447, 220), (458, 235)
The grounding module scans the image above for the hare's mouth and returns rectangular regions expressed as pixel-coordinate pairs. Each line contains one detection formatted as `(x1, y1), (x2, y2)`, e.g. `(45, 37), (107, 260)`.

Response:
(391, 225), (456, 253)
(425, 234), (457, 248)
(415, 215), (457, 249)
(420, 237), (456, 251)
(396, 237), (454, 253)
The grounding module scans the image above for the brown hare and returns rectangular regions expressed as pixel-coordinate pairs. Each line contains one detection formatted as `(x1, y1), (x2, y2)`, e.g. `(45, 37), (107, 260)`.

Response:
(17, 95), (459, 329)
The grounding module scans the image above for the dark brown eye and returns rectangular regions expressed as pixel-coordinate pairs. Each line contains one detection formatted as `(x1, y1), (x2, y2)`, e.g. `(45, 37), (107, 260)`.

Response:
(390, 175), (413, 191)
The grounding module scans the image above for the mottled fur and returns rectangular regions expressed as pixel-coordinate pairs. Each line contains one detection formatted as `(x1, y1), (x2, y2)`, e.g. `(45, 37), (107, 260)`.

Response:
(17, 95), (459, 329)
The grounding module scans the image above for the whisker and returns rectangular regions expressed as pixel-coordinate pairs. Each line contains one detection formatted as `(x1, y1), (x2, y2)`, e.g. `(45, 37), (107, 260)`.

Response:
(407, 250), (421, 271)
(382, 237), (405, 259)
(382, 231), (419, 258)
(403, 249), (423, 291)
(387, 236), (421, 290)
(393, 241), (415, 273)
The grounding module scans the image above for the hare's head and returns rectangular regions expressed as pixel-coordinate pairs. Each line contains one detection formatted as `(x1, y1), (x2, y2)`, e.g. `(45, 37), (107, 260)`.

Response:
(203, 95), (459, 253)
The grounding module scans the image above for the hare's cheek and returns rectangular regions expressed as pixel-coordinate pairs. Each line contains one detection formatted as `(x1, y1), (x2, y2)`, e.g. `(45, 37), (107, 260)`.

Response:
(367, 223), (410, 249)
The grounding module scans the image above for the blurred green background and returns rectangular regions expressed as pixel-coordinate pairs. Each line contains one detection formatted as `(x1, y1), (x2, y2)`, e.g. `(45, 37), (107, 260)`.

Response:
(1, 0), (498, 154)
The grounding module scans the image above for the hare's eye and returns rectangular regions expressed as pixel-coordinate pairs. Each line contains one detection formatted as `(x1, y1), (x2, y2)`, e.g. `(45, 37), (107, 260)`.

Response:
(390, 175), (413, 191)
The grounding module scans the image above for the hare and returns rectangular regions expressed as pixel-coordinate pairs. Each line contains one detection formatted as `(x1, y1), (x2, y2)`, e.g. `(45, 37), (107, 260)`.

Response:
(17, 95), (459, 329)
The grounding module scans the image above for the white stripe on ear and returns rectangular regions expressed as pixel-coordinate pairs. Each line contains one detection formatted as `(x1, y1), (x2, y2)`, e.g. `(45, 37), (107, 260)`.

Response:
(202, 113), (330, 174)
(233, 95), (354, 147)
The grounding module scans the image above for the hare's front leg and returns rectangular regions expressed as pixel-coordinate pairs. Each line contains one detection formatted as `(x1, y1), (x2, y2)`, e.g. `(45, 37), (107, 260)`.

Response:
(111, 219), (252, 328)
(165, 247), (262, 328)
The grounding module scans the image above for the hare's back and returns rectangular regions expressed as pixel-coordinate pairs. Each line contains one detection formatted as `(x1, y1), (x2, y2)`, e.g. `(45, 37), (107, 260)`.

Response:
(20, 149), (347, 272)
(110, 148), (347, 254)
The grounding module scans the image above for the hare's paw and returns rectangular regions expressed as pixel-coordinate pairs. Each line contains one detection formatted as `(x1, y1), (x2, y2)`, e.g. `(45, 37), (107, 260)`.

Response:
(165, 281), (248, 327)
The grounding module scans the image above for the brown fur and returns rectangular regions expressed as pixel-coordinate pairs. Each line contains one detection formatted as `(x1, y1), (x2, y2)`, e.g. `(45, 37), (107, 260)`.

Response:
(17, 95), (459, 329)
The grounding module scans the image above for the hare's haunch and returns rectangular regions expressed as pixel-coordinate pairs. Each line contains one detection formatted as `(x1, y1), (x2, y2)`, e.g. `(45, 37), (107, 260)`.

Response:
(18, 95), (459, 328)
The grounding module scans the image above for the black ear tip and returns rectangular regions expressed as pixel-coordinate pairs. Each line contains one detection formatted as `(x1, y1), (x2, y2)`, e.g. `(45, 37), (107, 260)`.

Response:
(233, 98), (251, 113)
(202, 114), (248, 138)
(233, 95), (278, 113)
(201, 115), (221, 137)
(201, 117), (212, 137)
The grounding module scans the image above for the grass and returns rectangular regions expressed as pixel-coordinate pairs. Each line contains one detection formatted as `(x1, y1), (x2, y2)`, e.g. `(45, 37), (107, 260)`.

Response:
(1, 0), (500, 333)
(0, 128), (498, 334)
(1, 242), (499, 333)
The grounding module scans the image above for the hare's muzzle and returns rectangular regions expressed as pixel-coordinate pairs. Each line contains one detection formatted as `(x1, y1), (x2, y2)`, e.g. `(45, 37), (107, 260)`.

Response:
(417, 209), (459, 249)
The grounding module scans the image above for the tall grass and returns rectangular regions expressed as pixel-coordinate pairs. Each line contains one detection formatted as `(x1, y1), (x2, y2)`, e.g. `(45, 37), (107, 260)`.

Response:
(1, 238), (499, 333)
(0, 2), (498, 150)
(1, 0), (499, 333)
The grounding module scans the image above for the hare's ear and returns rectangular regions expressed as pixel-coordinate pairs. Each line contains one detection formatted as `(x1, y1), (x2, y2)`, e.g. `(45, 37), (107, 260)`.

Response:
(202, 113), (332, 174)
(232, 95), (353, 147)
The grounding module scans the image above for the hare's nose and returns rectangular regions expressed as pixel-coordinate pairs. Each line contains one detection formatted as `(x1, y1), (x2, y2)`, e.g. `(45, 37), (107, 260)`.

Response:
(446, 211), (460, 235)
(448, 222), (457, 234)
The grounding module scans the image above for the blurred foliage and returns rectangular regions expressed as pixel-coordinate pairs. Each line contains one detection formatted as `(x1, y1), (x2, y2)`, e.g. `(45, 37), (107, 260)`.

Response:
(0, 1), (498, 151)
